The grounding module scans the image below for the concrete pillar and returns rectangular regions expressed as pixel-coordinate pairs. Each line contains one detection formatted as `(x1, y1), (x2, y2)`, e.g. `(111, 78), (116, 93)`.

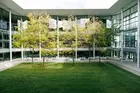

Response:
(93, 43), (95, 58)
(57, 16), (59, 59)
(21, 44), (24, 60)
(120, 9), (124, 62)
(39, 32), (41, 60)
(114, 50), (116, 57)
(38, 17), (42, 60)
(9, 9), (12, 62)
(137, 0), (140, 68)
(93, 17), (95, 59)
(20, 18), (24, 60)
(2, 32), (3, 48)
(2, 33), (4, 61)
(111, 50), (113, 58)
(75, 17), (78, 61)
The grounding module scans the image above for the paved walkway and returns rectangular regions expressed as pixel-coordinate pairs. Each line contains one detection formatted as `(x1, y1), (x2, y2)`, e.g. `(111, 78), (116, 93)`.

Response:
(0, 58), (24, 72)
(108, 60), (140, 76)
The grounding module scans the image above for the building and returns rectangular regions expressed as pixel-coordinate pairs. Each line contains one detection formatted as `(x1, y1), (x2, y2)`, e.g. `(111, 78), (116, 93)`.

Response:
(0, 0), (140, 67)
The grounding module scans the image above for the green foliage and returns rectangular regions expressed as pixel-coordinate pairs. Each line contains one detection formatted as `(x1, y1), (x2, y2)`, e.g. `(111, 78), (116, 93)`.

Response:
(85, 18), (105, 47)
(46, 50), (57, 57)
(41, 49), (57, 57)
(13, 12), (51, 62)
(47, 32), (57, 48)
(13, 12), (51, 50)
(13, 31), (22, 48)
(13, 13), (119, 59)
(41, 49), (47, 57)
(59, 50), (72, 56)
(60, 31), (75, 48)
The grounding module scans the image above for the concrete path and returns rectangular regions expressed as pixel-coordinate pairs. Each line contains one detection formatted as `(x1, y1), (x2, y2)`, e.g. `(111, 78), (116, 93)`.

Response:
(0, 58), (24, 72)
(108, 60), (140, 76)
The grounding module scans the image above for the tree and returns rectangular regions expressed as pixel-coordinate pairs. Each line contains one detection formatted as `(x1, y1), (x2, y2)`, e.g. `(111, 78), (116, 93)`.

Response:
(41, 49), (47, 66)
(13, 12), (51, 63)
(83, 25), (93, 63)
(61, 30), (76, 65)
(36, 12), (51, 64)
(91, 18), (120, 63)
(84, 17), (110, 63)
(47, 32), (57, 49)
(83, 17), (98, 63)
(45, 50), (57, 57)
(41, 31), (57, 63)
(13, 18), (39, 63)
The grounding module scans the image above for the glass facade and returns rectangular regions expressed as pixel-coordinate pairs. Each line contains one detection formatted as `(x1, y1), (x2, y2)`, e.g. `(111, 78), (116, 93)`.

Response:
(0, 1), (139, 62)
(123, 4), (138, 48)
(0, 8), (110, 61)
(112, 4), (138, 61)
(0, 8), (27, 61)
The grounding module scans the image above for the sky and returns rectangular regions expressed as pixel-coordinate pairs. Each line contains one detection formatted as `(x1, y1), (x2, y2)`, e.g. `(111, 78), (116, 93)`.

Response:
(13, 0), (118, 9)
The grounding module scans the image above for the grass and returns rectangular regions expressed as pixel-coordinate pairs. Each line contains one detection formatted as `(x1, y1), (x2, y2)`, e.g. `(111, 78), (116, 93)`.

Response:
(0, 62), (140, 93)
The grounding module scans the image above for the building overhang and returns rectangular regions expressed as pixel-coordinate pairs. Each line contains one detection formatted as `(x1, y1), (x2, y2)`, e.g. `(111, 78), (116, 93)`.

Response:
(0, 0), (135, 16)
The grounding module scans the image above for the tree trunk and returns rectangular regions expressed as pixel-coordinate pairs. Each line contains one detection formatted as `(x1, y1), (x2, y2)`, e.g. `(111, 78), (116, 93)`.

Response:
(99, 54), (101, 63)
(99, 48), (101, 63)
(32, 48), (34, 63)
(88, 46), (91, 64)
(43, 56), (45, 67)
(72, 48), (75, 66)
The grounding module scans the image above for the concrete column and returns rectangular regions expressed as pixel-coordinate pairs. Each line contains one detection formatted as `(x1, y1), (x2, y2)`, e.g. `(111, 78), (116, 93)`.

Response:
(39, 32), (41, 60)
(75, 17), (77, 61)
(114, 50), (116, 57)
(120, 9), (124, 62)
(2, 32), (4, 61)
(20, 18), (24, 60)
(137, 0), (140, 68)
(111, 50), (113, 58)
(93, 17), (95, 59)
(9, 9), (12, 62)
(21, 44), (24, 60)
(39, 17), (41, 60)
(93, 43), (95, 58)
(57, 16), (59, 59)
(2, 32), (3, 48)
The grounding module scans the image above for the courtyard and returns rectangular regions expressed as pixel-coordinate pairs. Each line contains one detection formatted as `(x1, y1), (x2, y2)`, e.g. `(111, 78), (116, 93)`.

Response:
(0, 62), (140, 93)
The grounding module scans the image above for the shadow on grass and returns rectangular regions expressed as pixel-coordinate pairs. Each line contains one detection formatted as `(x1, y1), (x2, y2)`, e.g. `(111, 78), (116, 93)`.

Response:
(62, 61), (106, 68)
(20, 62), (107, 70)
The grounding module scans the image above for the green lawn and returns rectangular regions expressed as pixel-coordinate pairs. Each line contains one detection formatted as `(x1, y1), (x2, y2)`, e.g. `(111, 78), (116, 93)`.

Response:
(0, 62), (140, 93)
